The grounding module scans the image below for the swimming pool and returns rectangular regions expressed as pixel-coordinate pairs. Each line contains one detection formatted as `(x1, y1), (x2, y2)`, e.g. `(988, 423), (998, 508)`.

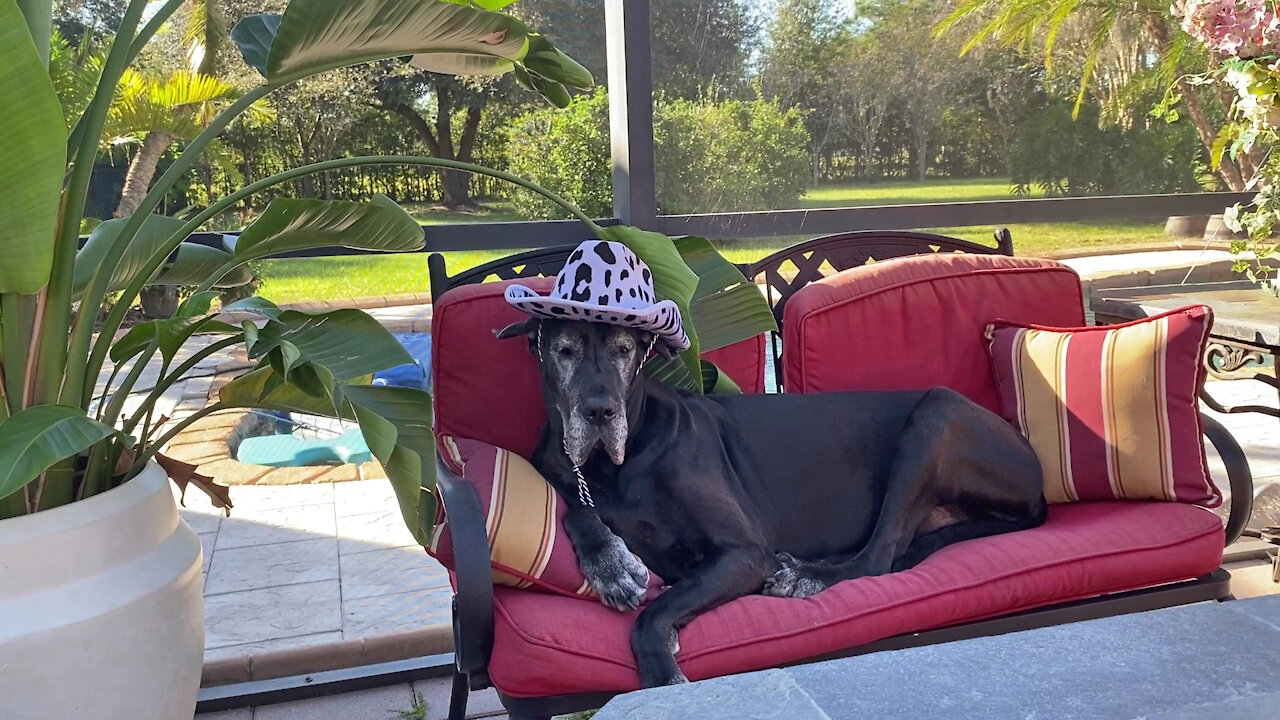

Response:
(235, 332), (432, 467)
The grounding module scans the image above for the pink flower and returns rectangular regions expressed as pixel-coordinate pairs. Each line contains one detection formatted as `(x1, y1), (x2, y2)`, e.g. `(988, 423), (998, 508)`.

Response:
(1173, 0), (1280, 57)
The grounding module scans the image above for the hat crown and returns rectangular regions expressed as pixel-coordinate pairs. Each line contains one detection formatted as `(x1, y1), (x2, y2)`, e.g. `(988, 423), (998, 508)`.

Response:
(553, 241), (656, 311)
(502, 239), (692, 353)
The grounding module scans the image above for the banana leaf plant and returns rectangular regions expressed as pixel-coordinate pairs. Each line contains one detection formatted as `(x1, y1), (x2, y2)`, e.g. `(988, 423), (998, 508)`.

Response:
(0, 0), (775, 545)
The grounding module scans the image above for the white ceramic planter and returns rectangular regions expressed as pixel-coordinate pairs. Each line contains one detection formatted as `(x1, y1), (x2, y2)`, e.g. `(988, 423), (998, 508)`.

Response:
(0, 462), (204, 719)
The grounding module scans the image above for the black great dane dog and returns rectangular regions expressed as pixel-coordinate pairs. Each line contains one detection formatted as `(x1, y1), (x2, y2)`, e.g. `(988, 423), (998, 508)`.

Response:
(495, 317), (1047, 688)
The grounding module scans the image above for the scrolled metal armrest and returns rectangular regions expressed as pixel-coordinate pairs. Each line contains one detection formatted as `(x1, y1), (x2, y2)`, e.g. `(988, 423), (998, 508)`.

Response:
(1200, 413), (1254, 547)
(435, 454), (495, 679)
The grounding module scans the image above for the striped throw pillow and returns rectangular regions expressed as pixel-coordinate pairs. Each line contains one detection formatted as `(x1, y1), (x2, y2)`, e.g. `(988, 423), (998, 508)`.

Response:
(428, 435), (665, 599)
(985, 305), (1220, 507)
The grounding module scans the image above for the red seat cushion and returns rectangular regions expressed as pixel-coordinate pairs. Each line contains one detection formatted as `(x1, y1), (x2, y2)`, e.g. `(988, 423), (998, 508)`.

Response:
(782, 254), (1084, 412)
(487, 502), (1223, 697)
(432, 279), (767, 459)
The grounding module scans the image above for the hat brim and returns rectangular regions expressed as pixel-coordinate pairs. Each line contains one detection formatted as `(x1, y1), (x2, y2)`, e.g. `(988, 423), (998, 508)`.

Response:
(505, 284), (690, 352)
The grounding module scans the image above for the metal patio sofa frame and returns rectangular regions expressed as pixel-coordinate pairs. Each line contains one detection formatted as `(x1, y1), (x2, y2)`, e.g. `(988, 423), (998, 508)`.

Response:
(425, 230), (1254, 720)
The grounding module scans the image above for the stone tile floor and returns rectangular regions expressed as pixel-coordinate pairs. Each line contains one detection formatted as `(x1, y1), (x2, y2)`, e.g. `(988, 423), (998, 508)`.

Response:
(197, 680), (513, 720)
(179, 480), (452, 664)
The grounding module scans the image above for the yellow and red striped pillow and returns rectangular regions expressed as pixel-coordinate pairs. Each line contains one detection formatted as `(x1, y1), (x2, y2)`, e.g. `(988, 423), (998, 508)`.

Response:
(428, 435), (665, 599)
(986, 306), (1220, 506)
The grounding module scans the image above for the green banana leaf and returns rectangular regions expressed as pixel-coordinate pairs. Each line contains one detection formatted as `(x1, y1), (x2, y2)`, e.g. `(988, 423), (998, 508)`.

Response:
(0, 0), (66, 294)
(244, 307), (413, 381)
(218, 365), (358, 417)
(688, 284), (777, 353)
(0, 406), (118, 501)
(74, 215), (246, 299)
(341, 384), (436, 545)
(223, 296), (284, 319)
(597, 225), (703, 390)
(440, 0), (517, 10)
(701, 360), (741, 395)
(110, 292), (239, 365)
(673, 235), (777, 353)
(150, 243), (253, 288)
(229, 0), (591, 105)
(674, 236), (753, 302)
(229, 196), (424, 263)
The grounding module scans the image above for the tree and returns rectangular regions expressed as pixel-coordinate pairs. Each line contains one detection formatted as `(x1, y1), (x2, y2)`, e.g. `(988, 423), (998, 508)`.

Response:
(107, 69), (237, 216)
(269, 68), (376, 200)
(939, 0), (1248, 190)
(520, 0), (756, 99)
(841, 33), (892, 179)
(875, 0), (965, 180)
(371, 63), (511, 208)
(759, 0), (849, 183)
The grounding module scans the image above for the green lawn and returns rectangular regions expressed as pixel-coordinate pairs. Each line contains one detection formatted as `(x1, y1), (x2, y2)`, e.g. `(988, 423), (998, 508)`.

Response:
(256, 180), (1170, 304)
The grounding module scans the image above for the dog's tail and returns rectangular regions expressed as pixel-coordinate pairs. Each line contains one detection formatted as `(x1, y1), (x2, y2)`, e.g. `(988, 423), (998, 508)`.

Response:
(891, 497), (1049, 573)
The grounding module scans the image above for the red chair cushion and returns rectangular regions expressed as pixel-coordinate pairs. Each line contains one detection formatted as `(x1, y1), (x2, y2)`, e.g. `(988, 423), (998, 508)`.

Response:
(432, 278), (553, 460)
(702, 334), (767, 394)
(782, 254), (1085, 412)
(432, 279), (767, 459)
(486, 501), (1223, 697)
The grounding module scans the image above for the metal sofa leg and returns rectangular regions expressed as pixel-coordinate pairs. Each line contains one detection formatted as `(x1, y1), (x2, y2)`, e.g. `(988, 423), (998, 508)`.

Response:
(447, 670), (469, 720)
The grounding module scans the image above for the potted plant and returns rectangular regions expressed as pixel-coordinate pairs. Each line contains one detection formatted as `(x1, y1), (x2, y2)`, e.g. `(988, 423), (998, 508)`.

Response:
(0, 0), (774, 715)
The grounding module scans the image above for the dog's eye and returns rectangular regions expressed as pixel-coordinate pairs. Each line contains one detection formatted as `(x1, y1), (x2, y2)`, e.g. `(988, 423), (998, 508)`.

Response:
(556, 346), (575, 358)
(615, 344), (633, 356)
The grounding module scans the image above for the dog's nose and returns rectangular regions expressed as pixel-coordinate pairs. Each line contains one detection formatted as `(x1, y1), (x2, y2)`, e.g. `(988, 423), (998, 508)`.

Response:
(584, 400), (620, 426)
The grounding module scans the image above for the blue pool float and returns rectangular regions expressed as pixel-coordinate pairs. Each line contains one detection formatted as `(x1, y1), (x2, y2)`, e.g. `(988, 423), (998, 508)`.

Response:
(237, 427), (372, 467)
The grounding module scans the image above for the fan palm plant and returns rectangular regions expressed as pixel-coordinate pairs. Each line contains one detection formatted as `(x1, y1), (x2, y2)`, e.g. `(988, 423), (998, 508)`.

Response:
(0, 0), (775, 553)
(109, 69), (238, 217)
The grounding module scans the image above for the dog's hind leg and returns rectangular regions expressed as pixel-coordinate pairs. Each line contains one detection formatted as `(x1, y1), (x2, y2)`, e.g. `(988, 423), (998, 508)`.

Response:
(764, 388), (1044, 598)
(891, 500), (1048, 572)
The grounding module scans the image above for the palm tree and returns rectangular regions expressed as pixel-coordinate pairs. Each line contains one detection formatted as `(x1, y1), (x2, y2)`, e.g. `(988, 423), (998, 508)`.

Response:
(107, 69), (238, 217)
(938, 0), (1249, 191)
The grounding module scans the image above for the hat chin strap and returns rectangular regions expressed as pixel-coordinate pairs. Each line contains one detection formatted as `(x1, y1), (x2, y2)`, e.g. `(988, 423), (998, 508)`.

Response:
(544, 327), (660, 508)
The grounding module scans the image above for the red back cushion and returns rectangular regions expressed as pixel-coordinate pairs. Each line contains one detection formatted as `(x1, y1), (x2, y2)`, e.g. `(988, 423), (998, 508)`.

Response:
(782, 254), (1084, 412)
(703, 335), (767, 394)
(433, 278), (552, 460)
(432, 278), (767, 460)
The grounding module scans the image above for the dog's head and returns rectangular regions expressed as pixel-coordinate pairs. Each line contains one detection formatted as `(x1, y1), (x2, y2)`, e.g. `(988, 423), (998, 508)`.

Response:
(497, 318), (662, 466)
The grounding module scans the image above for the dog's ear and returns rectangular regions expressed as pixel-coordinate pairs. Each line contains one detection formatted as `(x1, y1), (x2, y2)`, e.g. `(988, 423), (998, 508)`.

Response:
(494, 318), (540, 340)
(652, 334), (676, 360)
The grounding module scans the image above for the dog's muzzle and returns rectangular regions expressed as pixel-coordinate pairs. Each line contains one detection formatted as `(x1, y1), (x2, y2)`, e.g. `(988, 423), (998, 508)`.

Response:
(563, 406), (628, 466)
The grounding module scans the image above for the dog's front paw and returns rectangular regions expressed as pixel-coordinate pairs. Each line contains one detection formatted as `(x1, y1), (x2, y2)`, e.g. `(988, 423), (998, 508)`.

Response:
(637, 653), (689, 687)
(581, 535), (650, 611)
(762, 565), (827, 599)
(641, 664), (689, 687)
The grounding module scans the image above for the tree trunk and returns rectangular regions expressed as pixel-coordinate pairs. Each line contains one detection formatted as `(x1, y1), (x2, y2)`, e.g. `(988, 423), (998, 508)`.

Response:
(115, 131), (173, 217)
(915, 131), (929, 181)
(1145, 15), (1246, 191)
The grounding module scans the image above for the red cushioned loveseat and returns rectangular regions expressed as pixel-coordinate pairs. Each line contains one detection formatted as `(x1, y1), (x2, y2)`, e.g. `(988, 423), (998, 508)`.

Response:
(424, 233), (1254, 720)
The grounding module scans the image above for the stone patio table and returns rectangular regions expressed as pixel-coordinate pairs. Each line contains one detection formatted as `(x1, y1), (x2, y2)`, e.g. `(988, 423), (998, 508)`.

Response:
(594, 596), (1280, 720)
(1091, 280), (1280, 420)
